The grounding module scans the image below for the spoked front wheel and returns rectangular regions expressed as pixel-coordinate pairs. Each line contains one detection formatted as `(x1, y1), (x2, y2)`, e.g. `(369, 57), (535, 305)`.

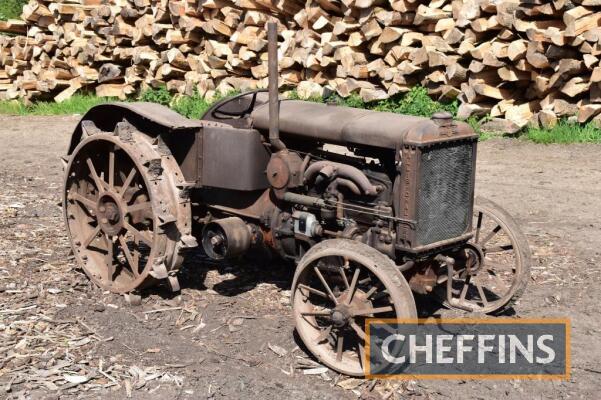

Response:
(438, 197), (532, 314)
(292, 239), (416, 376)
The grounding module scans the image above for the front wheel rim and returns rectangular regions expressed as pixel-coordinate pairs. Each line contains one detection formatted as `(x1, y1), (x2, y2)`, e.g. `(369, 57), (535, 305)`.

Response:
(441, 203), (529, 313)
(293, 248), (413, 376)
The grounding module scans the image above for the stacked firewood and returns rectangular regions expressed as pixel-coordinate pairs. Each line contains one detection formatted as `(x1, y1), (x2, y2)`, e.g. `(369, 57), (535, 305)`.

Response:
(1, 0), (601, 131)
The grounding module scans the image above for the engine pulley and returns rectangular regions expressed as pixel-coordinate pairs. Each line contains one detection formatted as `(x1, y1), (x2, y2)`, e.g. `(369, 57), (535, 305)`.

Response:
(202, 217), (254, 260)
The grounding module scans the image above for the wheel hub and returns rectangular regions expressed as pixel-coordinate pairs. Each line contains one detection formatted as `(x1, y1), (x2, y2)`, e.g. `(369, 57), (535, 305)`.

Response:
(332, 306), (351, 328)
(464, 242), (485, 275)
(97, 193), (124, 236)
(332, 290), (371, 328)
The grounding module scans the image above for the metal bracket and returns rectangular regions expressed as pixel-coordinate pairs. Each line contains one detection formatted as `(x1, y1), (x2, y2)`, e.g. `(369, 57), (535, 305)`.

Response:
(437, 254), (473, 312)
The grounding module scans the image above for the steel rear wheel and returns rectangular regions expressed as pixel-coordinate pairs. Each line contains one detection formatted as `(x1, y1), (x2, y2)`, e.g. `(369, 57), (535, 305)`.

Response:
(292, 239), (417, 376)
(439, 197), (532, 314)
(63, 122), (193, 294)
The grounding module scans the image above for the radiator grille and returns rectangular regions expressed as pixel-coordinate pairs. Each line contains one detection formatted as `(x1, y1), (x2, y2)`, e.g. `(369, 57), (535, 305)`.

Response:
(415, 142), (474, 245)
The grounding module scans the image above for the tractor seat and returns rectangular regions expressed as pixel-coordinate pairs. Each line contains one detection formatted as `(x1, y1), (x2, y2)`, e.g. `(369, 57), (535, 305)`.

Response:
(251, 100), (431, 149)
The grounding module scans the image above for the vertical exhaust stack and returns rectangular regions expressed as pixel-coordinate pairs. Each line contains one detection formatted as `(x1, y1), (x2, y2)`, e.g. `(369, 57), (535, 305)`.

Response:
(267, 21), (286, 151)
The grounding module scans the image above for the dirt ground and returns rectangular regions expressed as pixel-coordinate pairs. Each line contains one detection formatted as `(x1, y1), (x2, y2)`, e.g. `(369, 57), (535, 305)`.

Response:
(1, 115), (600, 400)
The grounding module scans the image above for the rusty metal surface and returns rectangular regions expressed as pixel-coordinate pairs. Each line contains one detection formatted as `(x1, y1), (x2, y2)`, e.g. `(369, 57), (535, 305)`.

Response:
(63, 120), (193, 294)
(304, 161), (379, 196)
(57, 16), (532, 378)
(200, 126), (270, 191)
(267, 21), (285, 152)
(201, 217), (252, 260)
(67, 102), (204, 155)
(251, 101), (476, 149)
(266, 151), (304, 191)
(395, 136), (478, 252)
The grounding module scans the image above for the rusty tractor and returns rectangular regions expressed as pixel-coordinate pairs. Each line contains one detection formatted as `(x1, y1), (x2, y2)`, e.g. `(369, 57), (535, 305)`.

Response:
(61, 23), (531, 376)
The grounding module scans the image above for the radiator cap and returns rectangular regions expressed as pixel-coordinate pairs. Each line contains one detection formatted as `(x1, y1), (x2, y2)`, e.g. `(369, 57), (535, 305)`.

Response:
(431, 111), (453, 126)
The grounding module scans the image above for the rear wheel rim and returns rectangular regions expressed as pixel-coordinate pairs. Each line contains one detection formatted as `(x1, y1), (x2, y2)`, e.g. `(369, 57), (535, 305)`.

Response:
(65, 136), (163, 292)
(63, 128), (191, 294)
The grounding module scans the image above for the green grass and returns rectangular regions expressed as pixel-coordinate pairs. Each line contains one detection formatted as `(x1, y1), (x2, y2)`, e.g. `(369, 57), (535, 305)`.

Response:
(170, 91), (213, 119)
(0, 94), (113, 115)
(0, 0), (27, 21)
(526, 120), (601, 144)
(139, 86), (173, 107)
(140, 86), (233, 119)
(287, 86), (458, 118)
(0, 100), (24, 115)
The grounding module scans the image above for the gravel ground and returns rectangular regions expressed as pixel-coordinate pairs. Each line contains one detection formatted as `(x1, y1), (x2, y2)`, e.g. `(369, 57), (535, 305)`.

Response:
(0, 115), (600, 399)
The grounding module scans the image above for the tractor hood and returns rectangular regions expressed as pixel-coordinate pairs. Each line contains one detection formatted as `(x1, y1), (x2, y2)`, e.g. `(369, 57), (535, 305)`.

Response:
(251, 100), (476, 150)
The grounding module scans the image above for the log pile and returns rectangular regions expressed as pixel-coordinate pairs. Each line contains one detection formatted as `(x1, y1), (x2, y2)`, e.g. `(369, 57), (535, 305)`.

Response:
(1, 0), (601, 130)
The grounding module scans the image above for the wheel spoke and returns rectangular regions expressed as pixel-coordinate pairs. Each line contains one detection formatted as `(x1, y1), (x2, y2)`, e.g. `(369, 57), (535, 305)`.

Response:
(459, 275), (471, 301)
(364, 286), (378, 299)
(352, 306), (394, 317)
(480, 225), (501, 246)
(336, 334), (344, 362)
(108, 150), (115, 189)
(118, 235), (139, 276)
(301, 310), (332, 317)
(69, 192), (96, 211)
(133, 236), (140, 275)
(118, 168), (137, 197)
(371, 288), (389, 301)
(475, 281), (490, 307)
(127, 202), (152, 214)
(350, 320), (366, 341)
(358, 343), (365, 368)
(86, 158), (108, 192)
(358, 277), (371, 285)
(82, 225), (101, 249)
(345, 268), (361, 306)
(124, 223), (153, 247)
(298, 283), (328, 299)
(485, 243), (513, 253)
(316, 325), (332, 343)
(338, 267), (350, 289)
(313, 266), (338, 305)
(474, 211), (483, 243)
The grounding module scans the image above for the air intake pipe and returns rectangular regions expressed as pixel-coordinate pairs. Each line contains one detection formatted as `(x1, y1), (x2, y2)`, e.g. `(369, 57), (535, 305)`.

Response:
(267, 21), (286, 151)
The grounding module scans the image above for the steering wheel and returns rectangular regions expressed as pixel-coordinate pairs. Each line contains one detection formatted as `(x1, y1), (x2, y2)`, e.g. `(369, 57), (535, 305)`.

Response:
(202, 90), (267, 120)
